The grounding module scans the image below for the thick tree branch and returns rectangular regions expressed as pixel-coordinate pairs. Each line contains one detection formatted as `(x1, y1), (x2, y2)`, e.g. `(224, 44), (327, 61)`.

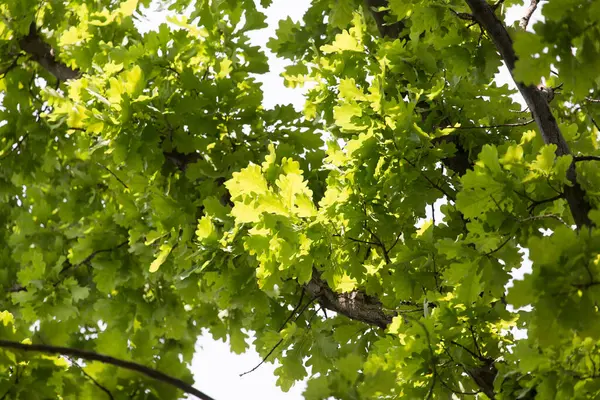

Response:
(465, 0), (593, 228)
(364, 0), (405, 38)
(0, 339), (214, 400)
(304, 269), (393, 329)
(19, 23), (80, 81)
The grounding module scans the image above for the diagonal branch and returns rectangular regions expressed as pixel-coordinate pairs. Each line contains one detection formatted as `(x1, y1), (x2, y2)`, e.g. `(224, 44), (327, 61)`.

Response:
(67, 356), (115, 400)
(465, 0), (593, 229)
(519, 0), (540, 30)
(19, 22), (80, 81)
(0, 339), (214, 400)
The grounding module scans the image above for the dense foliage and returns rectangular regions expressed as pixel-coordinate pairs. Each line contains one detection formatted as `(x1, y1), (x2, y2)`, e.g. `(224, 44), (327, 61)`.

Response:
(1, 0), (600, 398)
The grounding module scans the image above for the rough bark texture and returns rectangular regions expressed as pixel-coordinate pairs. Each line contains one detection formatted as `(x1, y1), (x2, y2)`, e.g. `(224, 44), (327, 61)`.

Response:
(305, 269), (393, 329)
(465, 0), (593, 229)
(19, 23), (81, 81)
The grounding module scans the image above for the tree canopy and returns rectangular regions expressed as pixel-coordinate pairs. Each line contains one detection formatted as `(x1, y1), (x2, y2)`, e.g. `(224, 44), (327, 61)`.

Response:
(1, 0), (600, 398)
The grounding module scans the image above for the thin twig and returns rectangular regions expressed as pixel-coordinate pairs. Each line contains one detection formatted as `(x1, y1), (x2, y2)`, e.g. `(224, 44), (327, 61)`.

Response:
(586, 98), (600, 103)
(403, 158), (456, 201)
(364, 225), (391, 264)
(0, 56), (21, 78)
(453, 119), (534, 130)
(438, 377), (481, 396)
(277, 289), (305, 332)
(527, 194), (563, 214)
(59, 240), (128, 275)
(69, 357), (115, 400)
(469, 326), (482, 358)
(0, 339), (213, 400)
(450, 340), (486, 362)
(575, 156), (600, 162)
(240, 296), (318, 377)
(408, 317), (437, 400)
(0, 134), (28, 161)
(431, 204), (440, 291)
(345, 236), (380, 246)
(96, 162), (129, 189)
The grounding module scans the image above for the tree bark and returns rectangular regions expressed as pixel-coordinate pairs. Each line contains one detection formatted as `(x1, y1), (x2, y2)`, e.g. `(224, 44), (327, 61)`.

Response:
(19, 23), (80, 81)
(464, 0), (593, 229)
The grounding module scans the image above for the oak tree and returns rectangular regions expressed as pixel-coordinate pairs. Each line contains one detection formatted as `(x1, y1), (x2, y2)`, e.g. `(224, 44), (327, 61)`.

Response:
(1, 0), (600, 398)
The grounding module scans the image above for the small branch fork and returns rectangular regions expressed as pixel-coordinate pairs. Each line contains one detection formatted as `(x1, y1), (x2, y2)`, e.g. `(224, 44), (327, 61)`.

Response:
(0, 339), (214, 400)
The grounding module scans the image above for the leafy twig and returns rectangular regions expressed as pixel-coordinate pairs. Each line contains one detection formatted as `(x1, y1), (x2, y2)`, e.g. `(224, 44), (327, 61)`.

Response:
(364, 225), (391, 263)
(0, 56), (21, 78)
(438, 377), (481, 396)
(69, 356), (115, 400)
(0, 134), (28, 161)
(240, 296), (318, 377)
(277, 289), (305, 332)
(403, 157), (456, 201)
(450, 340), (486, 362)
(59, 241), (129, 275)
(96, 162), (129, 189)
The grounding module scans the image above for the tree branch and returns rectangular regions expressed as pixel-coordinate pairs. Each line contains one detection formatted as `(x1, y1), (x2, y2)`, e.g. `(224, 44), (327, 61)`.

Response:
(96, 162), (129, 189)
(0, 339), (214, 400)
(404, 157), (457, 201)
(59, 240), (129, 275)
(575, 155), (600, 162)
(68, 356), (115, 400)
(364, 0), (405, 38)
(465, 0), (593, 229)
(19, 22), (80, 81)
(519, 0), (540, 30)
(240, 295), (318, 377)
(304, 268), (393, 329)
(453, 119), (534, 130)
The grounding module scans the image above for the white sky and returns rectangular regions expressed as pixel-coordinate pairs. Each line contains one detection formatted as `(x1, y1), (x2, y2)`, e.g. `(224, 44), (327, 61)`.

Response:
(133, 2), (543, 399)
